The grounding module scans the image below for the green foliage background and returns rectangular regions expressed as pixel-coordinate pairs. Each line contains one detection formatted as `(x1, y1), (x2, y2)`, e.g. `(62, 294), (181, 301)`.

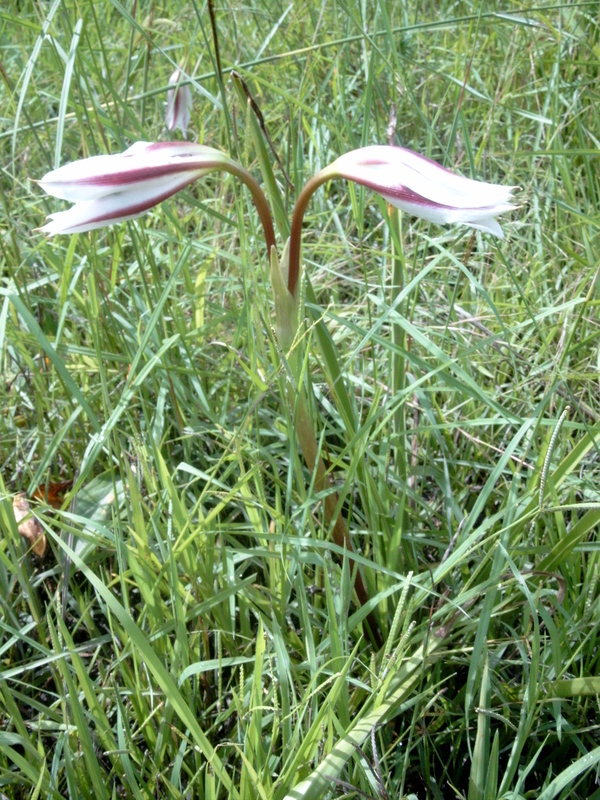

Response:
(1, 1), (600, 798)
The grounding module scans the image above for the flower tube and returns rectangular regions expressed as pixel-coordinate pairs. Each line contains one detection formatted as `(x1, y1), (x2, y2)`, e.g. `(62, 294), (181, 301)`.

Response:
(287, 144), (517, 296)
(38, 141), (276, 251)
(165, 69), (192, 139)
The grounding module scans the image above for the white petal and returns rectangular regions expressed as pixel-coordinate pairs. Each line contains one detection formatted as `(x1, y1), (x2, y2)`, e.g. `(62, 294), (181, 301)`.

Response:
(333, 146), (516, 212)
(39, 142), (225, 202)
(383, 195), (511, 238)
(39, 145), (151, 201)
(468, 218), (504, 238)
(39, 171), (204, 235)
(328, 145), (516, 237)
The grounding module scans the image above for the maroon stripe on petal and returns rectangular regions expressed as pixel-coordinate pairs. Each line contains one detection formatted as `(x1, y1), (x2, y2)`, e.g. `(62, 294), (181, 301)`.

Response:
(63, 161), (215, 190)
(359, 180), (456, 210)
(355, 146), (459, 177)
(145, 141), (183, 150)
(84, 176), (198, 226)
(137, 143), (217, 160)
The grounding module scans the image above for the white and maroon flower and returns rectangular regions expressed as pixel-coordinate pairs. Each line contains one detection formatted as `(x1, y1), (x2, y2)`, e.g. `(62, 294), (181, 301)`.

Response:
(165, 69), (192, 139)
(286, 144), (517, 295)
(38, 141), (235, 235)
(321, 145), (516, 238)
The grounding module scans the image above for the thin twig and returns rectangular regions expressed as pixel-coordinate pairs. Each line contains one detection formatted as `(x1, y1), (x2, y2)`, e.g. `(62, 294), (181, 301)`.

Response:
(231, 69), (294, 191)
(207, 0), (223, 84)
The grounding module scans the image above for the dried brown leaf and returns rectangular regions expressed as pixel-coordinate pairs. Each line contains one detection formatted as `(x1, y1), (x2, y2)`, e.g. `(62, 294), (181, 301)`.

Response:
(12, 493), (47, 557)
(33, 479), (72, 509)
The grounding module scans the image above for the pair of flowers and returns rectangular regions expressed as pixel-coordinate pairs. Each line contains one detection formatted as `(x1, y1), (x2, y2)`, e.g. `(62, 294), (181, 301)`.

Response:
(38, 88), (516, 298)
(38, 145), (516, 236)
(35, 84), (517, 633)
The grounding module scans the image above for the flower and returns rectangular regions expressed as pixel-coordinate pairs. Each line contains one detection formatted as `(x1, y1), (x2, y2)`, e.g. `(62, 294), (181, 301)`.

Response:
(165, 69), (192, 139)
(322, 145), (516, 238)
(37, 141), (236, 235)
(286, 144), (517, 296)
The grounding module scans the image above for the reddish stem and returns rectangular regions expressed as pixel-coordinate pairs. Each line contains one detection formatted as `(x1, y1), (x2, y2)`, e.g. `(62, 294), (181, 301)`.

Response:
(224, 162), (276, 254)
(288, 172), (331, 297)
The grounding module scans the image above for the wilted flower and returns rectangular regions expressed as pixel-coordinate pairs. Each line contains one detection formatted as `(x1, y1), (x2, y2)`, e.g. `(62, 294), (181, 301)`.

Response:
(165, 69), (192, 139)
(38, 142), (241, 235)
(323, 145), (516, 238)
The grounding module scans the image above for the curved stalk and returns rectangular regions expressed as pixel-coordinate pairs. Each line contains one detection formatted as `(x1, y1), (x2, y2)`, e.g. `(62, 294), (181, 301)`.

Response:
(288, 171), (331, 297)
(223, 162), (276, 254)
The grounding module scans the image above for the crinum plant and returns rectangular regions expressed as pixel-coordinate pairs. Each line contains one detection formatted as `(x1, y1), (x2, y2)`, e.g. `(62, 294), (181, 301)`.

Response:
(38, 96), (515, 645)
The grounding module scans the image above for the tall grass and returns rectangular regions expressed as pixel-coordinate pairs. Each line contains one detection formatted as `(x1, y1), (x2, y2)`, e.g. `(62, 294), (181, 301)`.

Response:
(2, 1), (600, 798)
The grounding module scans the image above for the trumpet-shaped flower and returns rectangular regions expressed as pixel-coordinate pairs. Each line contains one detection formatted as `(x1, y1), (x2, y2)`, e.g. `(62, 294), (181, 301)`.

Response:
(38, 141), (264, 238)
(287, 144), (517, 295)
(323, 145), (516, 238)
(165, 69), (192, 139)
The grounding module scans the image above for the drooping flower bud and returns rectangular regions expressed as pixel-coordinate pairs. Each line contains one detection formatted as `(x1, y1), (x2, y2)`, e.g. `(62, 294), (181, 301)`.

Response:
(165, 69), (192, 139)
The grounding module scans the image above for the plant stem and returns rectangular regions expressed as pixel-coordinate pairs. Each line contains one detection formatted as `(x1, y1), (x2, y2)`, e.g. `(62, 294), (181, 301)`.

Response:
(223, 162), (276, 253)
(389, 206), (407, 481)
(285, 183), (382, 644)
(293, 390), (382, 647)
(288, 172), (331, 297)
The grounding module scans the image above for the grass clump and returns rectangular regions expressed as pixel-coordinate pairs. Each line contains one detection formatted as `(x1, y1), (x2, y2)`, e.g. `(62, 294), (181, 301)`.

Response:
(2, 1), (600, 798)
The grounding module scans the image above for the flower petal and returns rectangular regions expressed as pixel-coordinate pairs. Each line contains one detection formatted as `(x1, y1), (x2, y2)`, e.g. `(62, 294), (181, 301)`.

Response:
(39, 142), (228, 202)
(39, 168), (209, 234)
(328, 145), (517, 237)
